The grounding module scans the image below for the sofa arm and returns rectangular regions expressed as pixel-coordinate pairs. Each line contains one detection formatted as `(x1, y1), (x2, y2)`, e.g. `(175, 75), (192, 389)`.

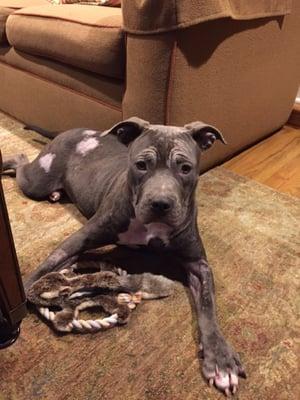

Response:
(122, 32), (175, 124)
(122, 0), (292, 34)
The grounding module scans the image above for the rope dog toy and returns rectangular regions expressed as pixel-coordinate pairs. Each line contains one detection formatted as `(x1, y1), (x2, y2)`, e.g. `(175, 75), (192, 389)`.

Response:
(27, 264), (174, 334)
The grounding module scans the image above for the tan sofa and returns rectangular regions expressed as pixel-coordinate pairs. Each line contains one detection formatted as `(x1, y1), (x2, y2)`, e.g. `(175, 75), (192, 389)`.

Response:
(0, 0), (299, 171)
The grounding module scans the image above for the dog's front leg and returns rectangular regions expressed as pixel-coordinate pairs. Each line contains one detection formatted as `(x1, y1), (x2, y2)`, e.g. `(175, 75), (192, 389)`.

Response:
(185, 257), (246, 395)
(24, 213), (117, 292)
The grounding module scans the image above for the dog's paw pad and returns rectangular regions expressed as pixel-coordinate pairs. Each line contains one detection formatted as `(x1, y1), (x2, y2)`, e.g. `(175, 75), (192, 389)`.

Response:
(204, 367), (240, 396)
(215, 370), (230, 390)
(49, 191), (61, 202)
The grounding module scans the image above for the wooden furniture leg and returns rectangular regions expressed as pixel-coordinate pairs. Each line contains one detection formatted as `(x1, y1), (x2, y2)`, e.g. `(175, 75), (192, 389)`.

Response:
(0, 151), (27, 349)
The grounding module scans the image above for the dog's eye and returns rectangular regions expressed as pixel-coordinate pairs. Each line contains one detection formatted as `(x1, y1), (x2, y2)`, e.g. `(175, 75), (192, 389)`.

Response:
(136, 161), (147, 171)
(181, 164), (192, 174)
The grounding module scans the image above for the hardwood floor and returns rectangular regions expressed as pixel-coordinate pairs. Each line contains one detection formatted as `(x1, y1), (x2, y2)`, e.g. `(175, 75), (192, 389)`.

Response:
(223, 125), (300, 198)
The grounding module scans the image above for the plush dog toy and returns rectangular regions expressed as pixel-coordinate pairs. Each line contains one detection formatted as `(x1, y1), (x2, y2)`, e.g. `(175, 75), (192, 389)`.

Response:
(26, 263), (174, 333)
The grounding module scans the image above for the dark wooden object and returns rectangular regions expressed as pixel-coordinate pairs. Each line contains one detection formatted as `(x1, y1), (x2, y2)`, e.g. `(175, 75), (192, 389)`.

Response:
(287, 102), (300, 128)
(0, 151), (27, 348)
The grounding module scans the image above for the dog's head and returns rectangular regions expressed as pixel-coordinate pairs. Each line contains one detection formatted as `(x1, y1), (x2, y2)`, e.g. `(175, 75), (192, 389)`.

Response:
(102, 117), (226, 229)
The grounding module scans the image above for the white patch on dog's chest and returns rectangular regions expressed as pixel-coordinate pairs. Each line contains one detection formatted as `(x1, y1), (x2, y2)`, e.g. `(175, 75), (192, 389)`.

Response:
(39, 153), (56, 173)
(117, 219), (172, 247)
(76, 137), (99, 156)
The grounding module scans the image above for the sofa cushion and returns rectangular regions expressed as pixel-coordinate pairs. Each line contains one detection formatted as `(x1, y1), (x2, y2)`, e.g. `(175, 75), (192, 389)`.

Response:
(0, 47), (124, 109)
(0, 0), (47, 44)
(6, 4), (125, 78)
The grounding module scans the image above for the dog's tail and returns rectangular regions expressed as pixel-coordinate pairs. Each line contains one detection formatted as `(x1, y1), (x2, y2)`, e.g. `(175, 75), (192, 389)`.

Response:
(24, 125), (58, 139)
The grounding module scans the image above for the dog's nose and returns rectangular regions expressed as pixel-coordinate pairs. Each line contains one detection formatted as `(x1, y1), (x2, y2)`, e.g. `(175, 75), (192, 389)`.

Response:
(151, 198), (172, 214)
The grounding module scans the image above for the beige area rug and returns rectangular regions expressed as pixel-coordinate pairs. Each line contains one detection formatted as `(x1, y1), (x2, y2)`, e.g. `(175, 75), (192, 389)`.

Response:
(0, 111), (299, 400)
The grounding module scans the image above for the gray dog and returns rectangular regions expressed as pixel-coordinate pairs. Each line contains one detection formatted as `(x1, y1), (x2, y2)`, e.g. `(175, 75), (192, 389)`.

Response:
(3, 117), (246, 395)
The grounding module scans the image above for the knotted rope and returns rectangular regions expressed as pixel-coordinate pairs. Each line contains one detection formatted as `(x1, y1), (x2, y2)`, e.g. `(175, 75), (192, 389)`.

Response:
(38, 289), (142, 333)
(38, 307), (120, 332)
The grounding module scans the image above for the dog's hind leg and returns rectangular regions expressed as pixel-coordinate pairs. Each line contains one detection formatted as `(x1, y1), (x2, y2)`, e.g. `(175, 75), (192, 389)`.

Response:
(2, 153), (29, 173)
(2, 154), (39, 199)
(2, 153), (60, 201)
(2, 154), (34, 197)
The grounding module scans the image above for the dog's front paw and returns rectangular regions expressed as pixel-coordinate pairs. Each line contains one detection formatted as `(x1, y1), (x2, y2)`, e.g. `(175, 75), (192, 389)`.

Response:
(202, 331), (246, 396)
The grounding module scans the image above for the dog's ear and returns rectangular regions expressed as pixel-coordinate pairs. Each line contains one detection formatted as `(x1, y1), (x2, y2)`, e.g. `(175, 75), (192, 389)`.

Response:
(184, 121), (227, 151)
(101, 117), (150, 145)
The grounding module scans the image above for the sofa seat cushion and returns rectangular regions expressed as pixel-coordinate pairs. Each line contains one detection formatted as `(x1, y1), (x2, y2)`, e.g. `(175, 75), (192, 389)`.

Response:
(0, 47), (124, 109)
(0, 0), (47, 44)
(6, 4), (125, 79)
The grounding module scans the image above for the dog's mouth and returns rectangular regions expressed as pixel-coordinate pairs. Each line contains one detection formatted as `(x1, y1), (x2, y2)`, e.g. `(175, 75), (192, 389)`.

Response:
(134, 205), (184, 230)
(138, 213), (166, 225)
